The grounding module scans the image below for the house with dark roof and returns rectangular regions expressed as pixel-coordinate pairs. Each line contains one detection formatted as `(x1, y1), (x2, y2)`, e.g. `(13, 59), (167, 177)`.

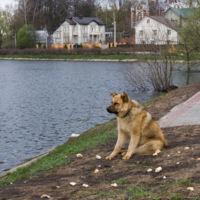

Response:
(134, 16), (178, 44)
(53, 15), (106, 45)
(164, 8), (196, 27)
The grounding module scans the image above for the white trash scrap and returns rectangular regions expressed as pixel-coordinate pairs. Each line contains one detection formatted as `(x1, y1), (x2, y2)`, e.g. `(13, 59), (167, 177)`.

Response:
(96, 155), (101, 159)
(71, 133), (80, 137)
(70, 182), (76, 186)
(94, 169), (99, 174)
(147, 168), (152, 172)
(111, 183), (118, 187)
(41, 194), (51, 198)
(155, 167), (162, 173)
(187, 187), (194, 191)
(82, 184), (89, 188)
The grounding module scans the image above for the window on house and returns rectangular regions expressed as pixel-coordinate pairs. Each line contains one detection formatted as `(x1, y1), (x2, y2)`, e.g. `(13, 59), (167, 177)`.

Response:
(167, 40), (171, 45)
(91, 26), (94, 32)
(147, 19), (150, 23)
(168, 29), (171, 35)
(140, 40), (145, 44)
(138, 12), (142, 20)
(57, 33), (60, 38)
(153, 30), (157, 36)
(151, 40), (155, 44)
(139, 30), (143, 36)
(99, 27), (101, 32)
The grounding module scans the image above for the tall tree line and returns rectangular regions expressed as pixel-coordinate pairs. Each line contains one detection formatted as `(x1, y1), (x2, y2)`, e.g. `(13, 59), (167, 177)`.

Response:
(11, 0), (98, 34)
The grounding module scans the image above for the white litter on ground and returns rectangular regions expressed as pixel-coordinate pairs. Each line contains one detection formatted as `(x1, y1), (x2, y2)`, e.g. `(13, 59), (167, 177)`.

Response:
(82, 184), (89, 188)
(71, 133), (80, 137)
(155, 167), (162, 173)
(96, 155), (101, 159)
(70, 182), (76, 186)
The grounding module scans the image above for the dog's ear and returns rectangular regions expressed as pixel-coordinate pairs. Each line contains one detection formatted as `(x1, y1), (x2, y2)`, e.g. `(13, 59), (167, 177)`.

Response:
(121, 91), (129, 102)
(110, 92), (118, 98)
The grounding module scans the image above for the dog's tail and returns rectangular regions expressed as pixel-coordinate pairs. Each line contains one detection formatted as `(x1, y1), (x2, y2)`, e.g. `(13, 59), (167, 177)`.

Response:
(164, 139), (168, 147)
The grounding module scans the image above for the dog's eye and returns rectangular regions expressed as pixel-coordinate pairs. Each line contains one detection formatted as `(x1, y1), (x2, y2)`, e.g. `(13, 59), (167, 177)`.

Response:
(114, 103), (119, 105)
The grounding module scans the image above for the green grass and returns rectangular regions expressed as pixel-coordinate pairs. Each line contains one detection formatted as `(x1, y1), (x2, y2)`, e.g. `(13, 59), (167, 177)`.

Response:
(126, 186), (152, 199)
(0, 54), (136, 60)
(112, 178), (129, 184)
(170, 194), (185, 200)
(0, 124), (117, 186)
(143, 93), (166, 107)
(171, 179), (191, 189)
(109, 117), (117, 122)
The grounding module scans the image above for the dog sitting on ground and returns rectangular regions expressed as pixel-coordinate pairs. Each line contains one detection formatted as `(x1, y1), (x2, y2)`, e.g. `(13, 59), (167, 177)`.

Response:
(106, 91), (168, 160)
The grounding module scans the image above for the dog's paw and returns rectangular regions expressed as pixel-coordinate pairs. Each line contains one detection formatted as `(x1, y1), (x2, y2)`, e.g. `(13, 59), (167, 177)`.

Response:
(106, 156), (114, 160)
(122, 155), (131, 160)
(121, 152), (127, 156)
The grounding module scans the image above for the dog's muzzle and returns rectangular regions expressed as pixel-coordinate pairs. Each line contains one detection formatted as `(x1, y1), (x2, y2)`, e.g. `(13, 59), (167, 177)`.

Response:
(107, 107), (118, 114)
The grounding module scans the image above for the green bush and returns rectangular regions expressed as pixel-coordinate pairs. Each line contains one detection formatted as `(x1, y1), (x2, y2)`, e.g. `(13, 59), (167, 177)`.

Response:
(99, 39), (102, 43)
(38, 42), (41, 48)
(17, 24), (36, 49)
(64, 44), (68, 49)
(79, 43), (83, 48)
(94, 46), (101, 48)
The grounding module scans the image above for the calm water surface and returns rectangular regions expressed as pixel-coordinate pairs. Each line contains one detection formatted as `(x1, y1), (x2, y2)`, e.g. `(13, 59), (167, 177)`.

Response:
(0, 60), (199, 174)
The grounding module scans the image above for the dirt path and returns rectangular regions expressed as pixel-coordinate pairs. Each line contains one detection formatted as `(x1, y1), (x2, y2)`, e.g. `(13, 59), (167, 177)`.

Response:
(1, 82), (200, 200)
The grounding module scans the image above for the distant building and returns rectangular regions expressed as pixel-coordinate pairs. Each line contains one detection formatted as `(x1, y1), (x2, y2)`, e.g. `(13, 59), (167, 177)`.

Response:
(53, 15), (106, 45)
(36, 30), (53, 48)
(131, 2), (149, 28)
(131, 0), (185, 28)
(164, 7), (196, 27)
(135, 16), (178, 45)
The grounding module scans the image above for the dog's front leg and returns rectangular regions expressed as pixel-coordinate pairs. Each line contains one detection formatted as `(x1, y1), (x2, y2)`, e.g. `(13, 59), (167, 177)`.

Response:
(122, 134), (140, 160)
(106, 132), (127, 160)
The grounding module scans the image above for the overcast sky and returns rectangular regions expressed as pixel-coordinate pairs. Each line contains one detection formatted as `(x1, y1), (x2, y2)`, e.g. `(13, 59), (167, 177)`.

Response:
(0, 0), (16, 9)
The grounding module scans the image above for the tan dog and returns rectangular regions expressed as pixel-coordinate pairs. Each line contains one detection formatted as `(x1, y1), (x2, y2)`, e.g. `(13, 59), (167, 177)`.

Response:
(106, 91), (168, 160)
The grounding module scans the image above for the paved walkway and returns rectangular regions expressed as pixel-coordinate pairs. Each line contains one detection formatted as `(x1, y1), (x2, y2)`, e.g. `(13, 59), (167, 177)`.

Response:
(158, 91), (200, 128)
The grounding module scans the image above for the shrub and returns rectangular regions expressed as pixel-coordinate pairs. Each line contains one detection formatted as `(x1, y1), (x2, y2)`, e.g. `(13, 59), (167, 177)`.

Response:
(79, 43), (83, 48)
(94, 46), (101, 48)
(64, 44), (68, 49)
(38, 42), (41, 48)
(17, 24), (36, 49)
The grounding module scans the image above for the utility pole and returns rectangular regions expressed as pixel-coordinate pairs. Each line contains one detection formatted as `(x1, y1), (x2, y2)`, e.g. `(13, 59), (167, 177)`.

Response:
(112, 21), (116, 47)
(45, 25), (48, 49)
(15, 33), (16, 48)
(13, 33), (16, 48)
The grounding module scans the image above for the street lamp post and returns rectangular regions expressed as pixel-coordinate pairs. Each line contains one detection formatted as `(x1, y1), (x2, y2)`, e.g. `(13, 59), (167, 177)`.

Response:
(112, 21), (116, 47)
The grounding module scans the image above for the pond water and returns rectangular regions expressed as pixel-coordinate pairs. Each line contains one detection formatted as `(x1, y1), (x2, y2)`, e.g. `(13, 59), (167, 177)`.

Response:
(0, 60), (199, 174)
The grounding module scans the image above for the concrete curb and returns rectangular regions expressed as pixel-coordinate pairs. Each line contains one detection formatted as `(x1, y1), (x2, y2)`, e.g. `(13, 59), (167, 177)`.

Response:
(0, 58), (138, 62)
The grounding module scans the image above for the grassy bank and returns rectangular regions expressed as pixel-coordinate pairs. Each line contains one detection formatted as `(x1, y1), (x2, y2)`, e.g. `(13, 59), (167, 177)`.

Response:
(0, 54), (137, 60)
(0, 119), (117, 186)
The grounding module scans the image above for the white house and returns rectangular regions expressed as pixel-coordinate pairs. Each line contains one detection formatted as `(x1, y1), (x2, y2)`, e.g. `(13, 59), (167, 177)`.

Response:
(53, 15), (106, 45)
(135, 16), (178, 45)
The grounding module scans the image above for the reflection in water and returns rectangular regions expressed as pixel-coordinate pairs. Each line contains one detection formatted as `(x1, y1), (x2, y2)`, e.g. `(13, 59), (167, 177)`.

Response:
(0, 60), (199, 174)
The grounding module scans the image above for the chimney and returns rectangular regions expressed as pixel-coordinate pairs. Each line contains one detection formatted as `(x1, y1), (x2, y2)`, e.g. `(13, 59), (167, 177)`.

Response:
(67, 16), (73, 20)
(79, 14), (83, 19)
